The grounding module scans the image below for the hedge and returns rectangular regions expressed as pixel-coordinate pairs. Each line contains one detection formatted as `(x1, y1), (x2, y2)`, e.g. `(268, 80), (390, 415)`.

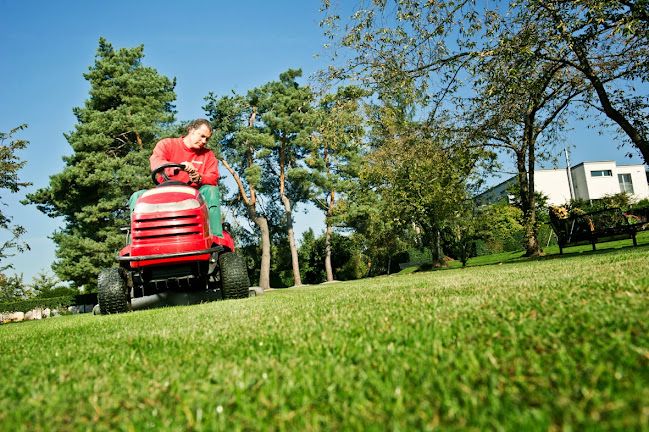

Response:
(0, 295), (76, 314)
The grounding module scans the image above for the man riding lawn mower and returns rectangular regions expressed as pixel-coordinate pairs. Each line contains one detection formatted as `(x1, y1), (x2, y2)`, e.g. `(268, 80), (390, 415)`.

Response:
(97, 120), (251, 314)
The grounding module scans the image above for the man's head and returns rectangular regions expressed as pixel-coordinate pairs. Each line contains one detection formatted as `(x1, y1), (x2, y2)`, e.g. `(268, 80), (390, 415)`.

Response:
(184, 118), (213, 150)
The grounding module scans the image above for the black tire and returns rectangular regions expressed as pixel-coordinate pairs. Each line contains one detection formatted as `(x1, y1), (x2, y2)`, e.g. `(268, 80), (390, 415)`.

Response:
(219, 252), (250, 299)
(98, 267), (130, 314)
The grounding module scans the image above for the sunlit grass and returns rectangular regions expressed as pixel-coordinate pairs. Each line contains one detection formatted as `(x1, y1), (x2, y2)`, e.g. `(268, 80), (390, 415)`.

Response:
(1, 241), (648, 430)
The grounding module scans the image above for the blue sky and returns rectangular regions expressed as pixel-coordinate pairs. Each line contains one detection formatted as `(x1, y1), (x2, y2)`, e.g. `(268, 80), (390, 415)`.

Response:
(1, 0), (646, 284)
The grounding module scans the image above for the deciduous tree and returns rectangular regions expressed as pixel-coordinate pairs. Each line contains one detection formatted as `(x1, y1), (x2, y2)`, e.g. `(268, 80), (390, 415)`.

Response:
(0, 274), (29, 303)
(310, 85), (367, 281)
(464, 17), (587, 256)
(526, 0), (649, 162)
(363, 105), (479, 267)
(0, 125), (32, 272)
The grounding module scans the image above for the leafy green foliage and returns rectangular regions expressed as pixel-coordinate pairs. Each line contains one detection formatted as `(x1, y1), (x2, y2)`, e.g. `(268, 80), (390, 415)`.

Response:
(523, 0), (649, 161)
(630, 197), (649, 212)
(309, 85), (368, 281)
(298, 229), (364, 283)
(363, 117), (480, 266)
(207, 69), (317, 287)
(568, 192), (635, 213)
(0, 273), (29, 303)
(319, 0), (648, 257)
(257, 69), (317, 286)
(442, 208), (482, 266)
(475, 202), (526, 255)
(340, 185), (412, 275)
(0, 295), (74, 314)
(29, 271), (79, 299)
(205, 97), (271, 287)
(0, 125), (32, 271)
(310, 85), (367, 221)
(391, 247), (432, 268)
(24, 38), (176, 290)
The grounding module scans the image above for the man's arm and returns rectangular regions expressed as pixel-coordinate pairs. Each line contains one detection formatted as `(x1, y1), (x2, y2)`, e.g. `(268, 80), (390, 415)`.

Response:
(195, 151), (219, 186)
(150, 138), (174, 171)
(150, 138), (189, 181)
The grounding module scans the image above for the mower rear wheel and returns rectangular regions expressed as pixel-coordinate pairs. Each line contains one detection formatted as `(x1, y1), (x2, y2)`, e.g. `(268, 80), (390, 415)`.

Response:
(219, 252), (250, 299)
(98, 267), (130, 314)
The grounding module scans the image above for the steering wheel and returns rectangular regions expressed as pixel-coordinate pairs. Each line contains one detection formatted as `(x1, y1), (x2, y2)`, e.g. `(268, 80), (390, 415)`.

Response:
(151, 163), (192, 186)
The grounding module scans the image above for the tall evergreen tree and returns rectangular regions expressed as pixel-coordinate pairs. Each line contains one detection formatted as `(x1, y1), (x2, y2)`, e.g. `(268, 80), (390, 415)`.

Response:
(204, 93), (274, 290)
(26, 38), (176, 290)
(255, 69), (316, 287)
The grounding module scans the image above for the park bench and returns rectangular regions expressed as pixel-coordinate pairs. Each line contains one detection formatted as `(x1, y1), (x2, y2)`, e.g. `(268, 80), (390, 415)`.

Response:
(548, 206), (638, 254)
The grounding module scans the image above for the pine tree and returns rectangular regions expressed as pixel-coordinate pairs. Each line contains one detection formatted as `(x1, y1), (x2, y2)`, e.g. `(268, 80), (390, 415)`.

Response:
(204, 93), (274, 290)
(206, 70), (316, 288)
(256, 69), (316, 287)
(25, 38), (176, 290)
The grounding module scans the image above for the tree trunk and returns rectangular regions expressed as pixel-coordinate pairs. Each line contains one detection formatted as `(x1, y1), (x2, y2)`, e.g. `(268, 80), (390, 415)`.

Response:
(523, 114), (543, 257)
(281, 194), (302, 286)
(279, 136), (302, 287)
(324, 223), (334, 282)
(248, 205), (271, 291)
(324, 187), (335, 282)
(220, 157), (271, 290)
(431, 228), (446, 268)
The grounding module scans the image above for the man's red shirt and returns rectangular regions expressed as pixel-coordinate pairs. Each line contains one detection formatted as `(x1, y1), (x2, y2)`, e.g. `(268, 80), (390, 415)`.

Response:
(150, 137), (219, 186)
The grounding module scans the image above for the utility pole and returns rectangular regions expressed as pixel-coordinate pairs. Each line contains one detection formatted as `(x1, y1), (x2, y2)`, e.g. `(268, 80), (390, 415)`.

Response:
(565, 148), (575, 201)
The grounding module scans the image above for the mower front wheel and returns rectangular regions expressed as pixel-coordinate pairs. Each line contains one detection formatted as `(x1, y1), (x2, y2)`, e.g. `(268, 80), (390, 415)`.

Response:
(98, 267), (130, 314)
(219, 252), (250, 299)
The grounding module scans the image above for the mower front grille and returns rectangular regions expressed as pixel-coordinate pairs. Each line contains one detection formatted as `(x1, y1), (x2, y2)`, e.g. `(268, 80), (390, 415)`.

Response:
(132, 214), (202, 241)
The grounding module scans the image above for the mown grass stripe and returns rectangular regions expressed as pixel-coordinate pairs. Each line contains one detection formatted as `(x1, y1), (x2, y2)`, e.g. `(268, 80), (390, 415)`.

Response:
(1, 243), (648, 430)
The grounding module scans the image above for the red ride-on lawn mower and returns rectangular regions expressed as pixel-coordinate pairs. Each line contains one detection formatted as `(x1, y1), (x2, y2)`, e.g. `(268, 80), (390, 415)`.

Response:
(97, 163), (250, 314)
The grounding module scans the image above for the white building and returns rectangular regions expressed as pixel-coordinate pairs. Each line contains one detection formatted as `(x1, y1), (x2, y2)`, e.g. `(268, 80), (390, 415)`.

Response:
(477, 161), (649, 206)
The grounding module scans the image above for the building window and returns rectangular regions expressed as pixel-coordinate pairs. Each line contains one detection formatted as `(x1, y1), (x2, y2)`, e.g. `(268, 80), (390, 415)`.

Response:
(618, 173), (634, 194)
(591, 170), (612, 177)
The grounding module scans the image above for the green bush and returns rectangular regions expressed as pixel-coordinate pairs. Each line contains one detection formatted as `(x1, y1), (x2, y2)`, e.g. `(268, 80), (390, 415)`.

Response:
(629, 198), (649, 221)
(631, 198), (649, 211)
(338, 254), (366, 280)
(474, 202), (525, 255)
(391, 247), (432, 266)
(0, 295), (75, 314)
(298, 230), (365, 284)
(568, 192), (635, 213)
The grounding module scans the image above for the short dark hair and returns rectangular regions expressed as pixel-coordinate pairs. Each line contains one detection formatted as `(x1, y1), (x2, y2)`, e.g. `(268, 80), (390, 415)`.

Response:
(187, 118), (213, 133)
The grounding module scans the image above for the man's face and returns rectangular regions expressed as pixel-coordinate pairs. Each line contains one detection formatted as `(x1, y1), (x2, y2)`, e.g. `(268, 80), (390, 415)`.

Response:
(185, 124), (212, 150)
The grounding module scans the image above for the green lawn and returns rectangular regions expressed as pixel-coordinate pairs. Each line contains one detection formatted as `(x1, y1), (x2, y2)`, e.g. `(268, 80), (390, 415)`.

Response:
(2, 241), (649, 431)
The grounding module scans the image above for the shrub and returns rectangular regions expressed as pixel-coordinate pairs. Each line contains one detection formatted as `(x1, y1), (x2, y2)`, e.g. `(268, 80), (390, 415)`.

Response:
(568, 193), (635, 213)
(391, 247), (432, 266)
(0, 295), (75, 314)
(475, 202), (525, 255)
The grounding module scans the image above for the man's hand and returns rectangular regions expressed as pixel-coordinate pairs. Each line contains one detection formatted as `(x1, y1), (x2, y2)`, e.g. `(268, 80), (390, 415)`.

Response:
(182, 161), (201, 183)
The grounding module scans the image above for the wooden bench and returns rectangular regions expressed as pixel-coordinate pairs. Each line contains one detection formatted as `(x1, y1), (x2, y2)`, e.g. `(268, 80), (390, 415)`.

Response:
(548, 207), (637, 254)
